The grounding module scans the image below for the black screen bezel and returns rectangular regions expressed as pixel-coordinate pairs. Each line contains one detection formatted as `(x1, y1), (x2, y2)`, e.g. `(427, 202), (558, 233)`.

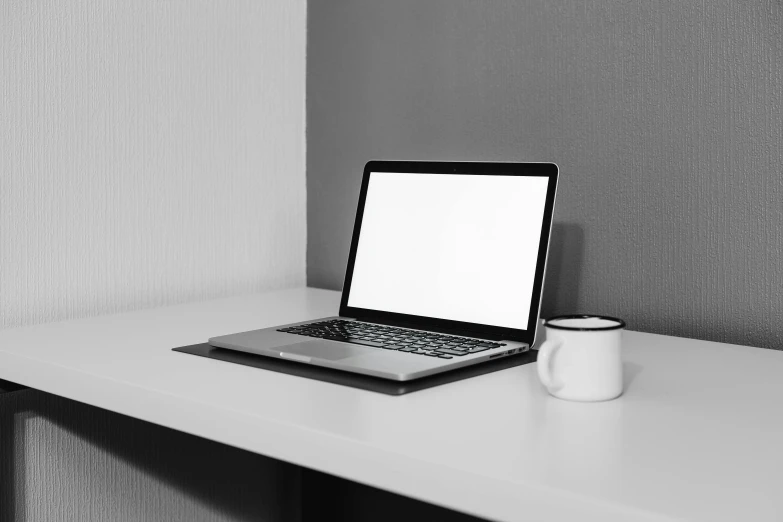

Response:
(338, 161), (558, 344)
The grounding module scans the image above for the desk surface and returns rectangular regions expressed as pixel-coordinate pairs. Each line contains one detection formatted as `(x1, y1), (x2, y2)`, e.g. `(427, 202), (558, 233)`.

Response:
(0, 287), (781, 522)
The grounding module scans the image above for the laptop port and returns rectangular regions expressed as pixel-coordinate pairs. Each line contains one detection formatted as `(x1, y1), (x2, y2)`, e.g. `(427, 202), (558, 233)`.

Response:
(489, 352), (505, 359)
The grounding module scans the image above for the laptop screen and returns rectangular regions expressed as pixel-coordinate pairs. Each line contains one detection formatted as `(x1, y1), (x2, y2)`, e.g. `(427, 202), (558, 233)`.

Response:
(345, 171), (551, 330)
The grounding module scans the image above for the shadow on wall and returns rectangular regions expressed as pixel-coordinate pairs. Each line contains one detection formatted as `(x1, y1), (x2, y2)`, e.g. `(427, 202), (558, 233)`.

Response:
(540, 222), (585, 320)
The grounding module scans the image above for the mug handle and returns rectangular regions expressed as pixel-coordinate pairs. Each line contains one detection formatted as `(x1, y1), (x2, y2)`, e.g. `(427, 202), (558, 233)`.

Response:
(537, 340), (563, 391)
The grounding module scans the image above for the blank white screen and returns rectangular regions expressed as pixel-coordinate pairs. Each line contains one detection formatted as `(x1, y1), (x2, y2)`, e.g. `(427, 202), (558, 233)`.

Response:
(347, 172), (550, 330)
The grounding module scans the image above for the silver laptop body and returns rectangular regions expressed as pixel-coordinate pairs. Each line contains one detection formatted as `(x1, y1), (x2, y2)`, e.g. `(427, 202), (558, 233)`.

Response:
(209, 161), (558, 381)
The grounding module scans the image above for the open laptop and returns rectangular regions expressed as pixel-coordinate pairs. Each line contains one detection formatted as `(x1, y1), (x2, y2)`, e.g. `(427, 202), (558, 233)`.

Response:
(209, 161), (558, 381)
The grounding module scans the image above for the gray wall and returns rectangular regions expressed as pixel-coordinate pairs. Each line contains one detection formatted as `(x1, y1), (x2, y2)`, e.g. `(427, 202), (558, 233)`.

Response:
(307, 0), (783, 350)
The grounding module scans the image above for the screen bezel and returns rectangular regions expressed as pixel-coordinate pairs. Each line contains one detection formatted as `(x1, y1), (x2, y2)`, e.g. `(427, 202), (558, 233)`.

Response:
(338, 161), (558, 344)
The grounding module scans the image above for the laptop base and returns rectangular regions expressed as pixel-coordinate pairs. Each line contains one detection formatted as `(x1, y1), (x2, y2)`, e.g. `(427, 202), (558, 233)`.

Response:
(173, 343), (537, 396)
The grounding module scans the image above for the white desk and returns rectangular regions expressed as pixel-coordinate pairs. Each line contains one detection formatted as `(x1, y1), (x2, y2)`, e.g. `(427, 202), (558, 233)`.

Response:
(0, 287), (781, 522)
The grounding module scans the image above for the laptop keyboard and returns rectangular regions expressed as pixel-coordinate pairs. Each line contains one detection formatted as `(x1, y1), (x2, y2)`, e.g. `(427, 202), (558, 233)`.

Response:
(277, 319), (506, 359)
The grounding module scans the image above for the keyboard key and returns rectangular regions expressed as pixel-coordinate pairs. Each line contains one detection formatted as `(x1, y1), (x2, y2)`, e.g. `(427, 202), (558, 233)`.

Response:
(323, 335), (348, 342)
(434, 348), (468, 356)
(345, 339), (386, 348)
(437, 355), (453, 359)
(467, 346), (490, 353)
(383, 344), (405, 350)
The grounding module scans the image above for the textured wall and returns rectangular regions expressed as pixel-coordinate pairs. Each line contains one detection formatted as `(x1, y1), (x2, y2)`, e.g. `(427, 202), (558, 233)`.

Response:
(307, 0), (783, 350)
(1, 0), (306, 330)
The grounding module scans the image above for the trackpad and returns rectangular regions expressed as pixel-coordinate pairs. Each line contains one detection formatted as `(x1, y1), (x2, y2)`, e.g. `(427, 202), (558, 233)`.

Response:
(280, 340), (368, 361)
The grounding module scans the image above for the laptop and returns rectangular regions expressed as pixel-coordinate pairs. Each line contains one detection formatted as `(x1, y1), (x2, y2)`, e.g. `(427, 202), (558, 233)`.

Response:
(209, 161), (558, 381)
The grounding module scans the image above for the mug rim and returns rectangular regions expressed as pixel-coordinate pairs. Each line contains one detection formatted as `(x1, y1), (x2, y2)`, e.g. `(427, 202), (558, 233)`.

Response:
(544, 314), (626, 331)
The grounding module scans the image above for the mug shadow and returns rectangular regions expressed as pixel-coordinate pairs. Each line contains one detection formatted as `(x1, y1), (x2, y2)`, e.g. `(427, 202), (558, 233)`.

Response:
(623, 361), (643, 391)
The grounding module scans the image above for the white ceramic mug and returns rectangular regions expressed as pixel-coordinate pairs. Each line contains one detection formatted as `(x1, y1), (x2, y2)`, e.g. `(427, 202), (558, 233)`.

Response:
(537, 315), (625, 402)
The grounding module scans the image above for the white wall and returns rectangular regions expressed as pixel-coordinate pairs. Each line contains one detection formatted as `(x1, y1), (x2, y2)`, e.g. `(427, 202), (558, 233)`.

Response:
(1, 0), (306, 330)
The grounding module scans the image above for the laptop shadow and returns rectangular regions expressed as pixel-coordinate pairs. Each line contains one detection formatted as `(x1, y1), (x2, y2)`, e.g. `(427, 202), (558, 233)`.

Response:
(540, 222), (585, 319)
